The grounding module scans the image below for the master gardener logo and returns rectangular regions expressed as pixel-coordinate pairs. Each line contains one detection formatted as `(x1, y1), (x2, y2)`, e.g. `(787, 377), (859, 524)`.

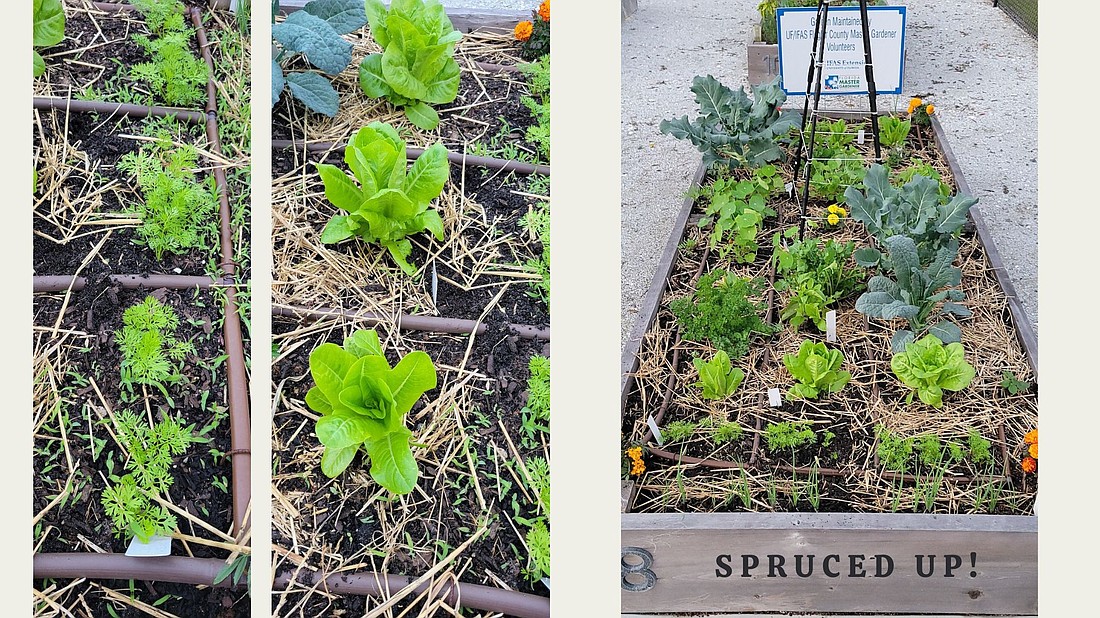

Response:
(824, 74), (862, 90)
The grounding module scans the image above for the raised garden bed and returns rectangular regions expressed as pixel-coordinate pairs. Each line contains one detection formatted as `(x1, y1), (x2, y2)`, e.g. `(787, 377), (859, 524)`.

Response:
(270, 2), (551, 616)
(620, 104), (1037, 615)
(32, 2), (252, 616)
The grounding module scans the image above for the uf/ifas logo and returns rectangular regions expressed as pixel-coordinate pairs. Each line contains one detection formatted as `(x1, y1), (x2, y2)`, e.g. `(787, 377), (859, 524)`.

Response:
(825, 75), (840, 89)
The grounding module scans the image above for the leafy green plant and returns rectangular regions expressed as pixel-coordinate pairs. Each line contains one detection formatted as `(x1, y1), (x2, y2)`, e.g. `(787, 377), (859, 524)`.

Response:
(764, 421), (816, 453)
(130, 33), (209, 107)
(845, 164), (978, 268)
(664, 421), (697, 443)
(696, 167), (780, 263)
(967, 429), (992, 464)
(855, 235), (970, 350)
(101, 410), (196, 543)
(779, 277), (828, 332)
(809, 152), (867, 204)
(773, 230), (865, 302)
(519, 201), (550, 305)
(115, 296), (195, 396)
(116, 127), (219, 260)
(876, 425), (913, 473)
(890, 334), (976, 408)
(783, 340), (851, 400)
(525, 519), (550, 580)
(692, 350), (745, 400)
(1000, 370), (1032, 395)
(917, 434), (942, 468)
(359, 0), (462, 130)
(305, 329), (438, 493)
(272, 0), (365, 117)
(712, 420), (743, 446)
(669, 271), (776, 361)
(877, 116), (911, 149)
(893, 163), (952, 199)
(660, 75), (800, 170)
(519, 53), (550, 161)
(523, 355), (550, 422)
(315, 122), (448, 275)
(33, 0), (65, 78)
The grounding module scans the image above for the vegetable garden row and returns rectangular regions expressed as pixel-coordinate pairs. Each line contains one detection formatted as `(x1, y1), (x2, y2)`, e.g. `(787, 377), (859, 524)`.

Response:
(33, 1), (252, 616)
(269, 1), (551, 616)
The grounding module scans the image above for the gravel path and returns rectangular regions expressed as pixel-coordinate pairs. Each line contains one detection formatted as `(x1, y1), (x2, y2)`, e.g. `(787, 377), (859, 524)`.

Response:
(621, 0), (1038, 347)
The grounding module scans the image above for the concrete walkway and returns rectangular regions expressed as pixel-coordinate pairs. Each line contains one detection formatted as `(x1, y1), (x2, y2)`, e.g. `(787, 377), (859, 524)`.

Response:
(621, 0), (1038, 347)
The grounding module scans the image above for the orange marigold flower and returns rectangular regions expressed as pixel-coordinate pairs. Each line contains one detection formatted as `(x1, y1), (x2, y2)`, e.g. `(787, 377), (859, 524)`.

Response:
(1024, 429), (1038, 445)
(514, 20), (533, 41)
(1021, 456), (1037, 473)
(1028, 442), (1038, 459)
(926, 104), (935, 115)
(626, 446), (645, 476)
(909, 97), (922, 108)
(538, 0), (550, 21)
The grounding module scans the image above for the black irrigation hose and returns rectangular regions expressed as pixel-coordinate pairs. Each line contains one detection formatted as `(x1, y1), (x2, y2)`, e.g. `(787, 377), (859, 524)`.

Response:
(273, 569), (550, 618)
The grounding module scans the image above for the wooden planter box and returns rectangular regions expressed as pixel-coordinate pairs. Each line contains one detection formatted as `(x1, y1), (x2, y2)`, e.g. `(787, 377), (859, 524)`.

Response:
(620, 113), (1038, 616)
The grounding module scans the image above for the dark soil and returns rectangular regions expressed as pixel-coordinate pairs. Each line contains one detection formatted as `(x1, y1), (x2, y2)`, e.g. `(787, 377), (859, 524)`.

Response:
(33, 108), (218, 278)
(271, 313), (551, 615)
(32, 281), (245, 617)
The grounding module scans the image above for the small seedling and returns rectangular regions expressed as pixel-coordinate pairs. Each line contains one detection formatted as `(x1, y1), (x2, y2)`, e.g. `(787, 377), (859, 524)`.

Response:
(1001, 370), (1032, 395)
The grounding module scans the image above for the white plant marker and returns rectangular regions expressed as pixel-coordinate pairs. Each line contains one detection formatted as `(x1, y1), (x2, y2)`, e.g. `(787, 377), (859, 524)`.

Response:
(768, 388), (782, 408)
(431, 261), (438, 306)
(125, 535), (172, 557)
(647, 416), (664, 446)
(857, 129), (865, 145)
(826, 310), (838, 343)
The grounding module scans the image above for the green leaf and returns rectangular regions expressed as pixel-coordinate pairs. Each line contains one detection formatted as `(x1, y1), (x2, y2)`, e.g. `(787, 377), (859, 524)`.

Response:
(309, 343), (357, 402)
(403, 144), (450, 204)
(404, 102), (440, 130)
(364, 0), (390, 47)
(344, 330), (384, 359)
(320, 444), (358, 477)
(320, 215), (354, 243)
(413, 210), (444, 240)
(358, 54), (391, 98)
(271, 59), (286, 105)
(936, 194), (977, 234)
(315, 163), (364, 211)
(365, 425), (418, 494)
(385, 351), (438, 415)
(33, 50), (45, 78)
(273, 11), (352, 75)
(34, 0), (65, 47)
(285, 71), (340, 117)
(303, 0), (369, 35)
(316, 410), (374, 449)
(305, 386), (333, 415)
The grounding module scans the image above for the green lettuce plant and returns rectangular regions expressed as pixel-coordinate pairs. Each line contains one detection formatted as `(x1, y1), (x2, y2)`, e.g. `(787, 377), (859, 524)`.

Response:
(306, 329), (437, 493)
(779, 276), (828, 332)
(660, 75), (800, 170)
(272, 0), (366, 117)
(890, 334), (976, 408)
(692, 350), (745, 400)
(855, 235), (970, 351)
(845, 163), (977, 268)
(877, 116), (911, 149)
(33, 0), (65, 77)
(315, 121), (449, 275)
(360, 0), (462, 130)
(783, 340), (851, 400)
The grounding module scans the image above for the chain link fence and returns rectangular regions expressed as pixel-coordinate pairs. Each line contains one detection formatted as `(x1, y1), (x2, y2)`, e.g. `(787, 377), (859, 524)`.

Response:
(994, 0), (1037, 38)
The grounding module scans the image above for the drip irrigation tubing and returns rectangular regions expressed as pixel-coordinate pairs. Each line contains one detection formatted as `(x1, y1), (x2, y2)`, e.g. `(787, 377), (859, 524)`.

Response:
(271, 139), (550, 176)
(471, 60), (521, 75)
(32, 97), (205, 124)
(34, 554), (244, 589)
(273, 304), (550, 340)
(272, 569), (550, 618)
(32, 274), (224, 293)
(191, 5), (251, 538)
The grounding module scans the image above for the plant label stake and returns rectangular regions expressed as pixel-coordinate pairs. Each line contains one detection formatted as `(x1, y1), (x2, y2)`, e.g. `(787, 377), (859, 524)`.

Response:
(826, 310), (838, 342)
(125, 535), (173, 557)
(647, 416), (665, 445)
(768, 388), (782, 407)
(857, 129), (865, 145)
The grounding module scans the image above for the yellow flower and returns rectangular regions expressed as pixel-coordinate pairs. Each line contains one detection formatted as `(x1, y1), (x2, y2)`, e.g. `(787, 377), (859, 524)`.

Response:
(827, 213), (840, 225)
(909, 97), (922, 109)
(837, 207), (847, 217)
(925, 104), (935, 115)
(514, 20), (533, 41)
(827, 204), (839, 214)
(626, 446), (645, 476)
(538, 0), (550, 21)
(1028, 442), (1037, 459)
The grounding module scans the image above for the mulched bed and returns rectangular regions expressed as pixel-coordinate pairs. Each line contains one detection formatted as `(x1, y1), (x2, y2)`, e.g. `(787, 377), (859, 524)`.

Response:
(623, 120), (1038, 516)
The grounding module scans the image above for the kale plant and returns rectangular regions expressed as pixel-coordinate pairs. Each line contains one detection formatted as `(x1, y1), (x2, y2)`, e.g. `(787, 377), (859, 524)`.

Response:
(272, 0), (366, 117)
(660, 75), (800, 170)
